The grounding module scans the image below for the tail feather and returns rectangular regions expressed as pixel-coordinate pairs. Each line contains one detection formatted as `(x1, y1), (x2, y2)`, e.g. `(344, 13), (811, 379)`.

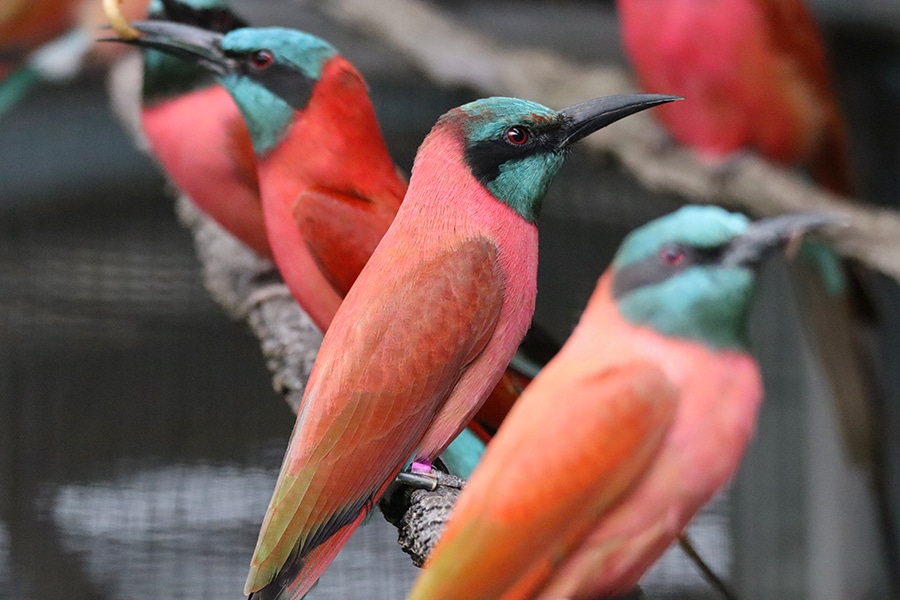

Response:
(246, 512), (366, 600)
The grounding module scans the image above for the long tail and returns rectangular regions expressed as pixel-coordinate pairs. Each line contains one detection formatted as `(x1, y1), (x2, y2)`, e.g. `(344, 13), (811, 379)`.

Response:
(247, 515), (364, 600)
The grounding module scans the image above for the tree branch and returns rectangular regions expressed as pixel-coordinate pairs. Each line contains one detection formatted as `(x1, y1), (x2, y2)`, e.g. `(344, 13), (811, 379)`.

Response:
(174, 198), (321, 413)
(308, 0), (900, 284)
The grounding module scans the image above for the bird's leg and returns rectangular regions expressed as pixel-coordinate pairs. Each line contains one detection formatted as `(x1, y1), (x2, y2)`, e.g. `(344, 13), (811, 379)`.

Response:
(410, 459), (432, 474)
(396, 471), (439, 492)
(379, 463), (466, 567)
(395, 459), (466, 492)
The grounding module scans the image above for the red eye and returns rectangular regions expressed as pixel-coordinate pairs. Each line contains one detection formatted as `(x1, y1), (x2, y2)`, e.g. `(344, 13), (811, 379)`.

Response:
(506, 126), (529, 145)
(660, 245), (686, 266)
(251, 49), (274, 69)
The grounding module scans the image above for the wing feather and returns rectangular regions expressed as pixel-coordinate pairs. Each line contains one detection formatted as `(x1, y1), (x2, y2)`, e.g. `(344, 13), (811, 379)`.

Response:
(755, 0), (853, 193)
(245, 236), (505, 595)
(410, 360), (678, 600)
(293, 187), (399, 297)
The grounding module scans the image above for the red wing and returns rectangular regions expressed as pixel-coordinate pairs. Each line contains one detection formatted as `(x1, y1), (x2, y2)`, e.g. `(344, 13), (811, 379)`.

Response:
(756, 0), (853, 192)
(245, 236), (505, 594)
(293, 187), (399, 297)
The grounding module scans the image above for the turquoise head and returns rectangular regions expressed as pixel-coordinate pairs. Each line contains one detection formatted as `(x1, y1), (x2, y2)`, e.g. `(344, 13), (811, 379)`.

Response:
(448, 94), (679, 224)
(612, 205), (836, 350)
(125, 20), (337, 155)
(141, 0), (247, 104)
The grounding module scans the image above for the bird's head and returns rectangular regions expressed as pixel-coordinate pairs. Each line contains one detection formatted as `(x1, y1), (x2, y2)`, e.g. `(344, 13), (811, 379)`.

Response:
(119, 21), (336, 155)
(610, 205), (838, 350)
(140, 0), (248, 103)
(440, 94), (679, 223)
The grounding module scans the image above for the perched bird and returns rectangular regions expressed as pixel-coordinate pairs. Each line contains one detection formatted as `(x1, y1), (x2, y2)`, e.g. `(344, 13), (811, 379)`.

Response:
(118, 19), (406, 330)
(616, 0), (852, 193)
(136, 0), (272, 258)
(408, 206), (836, 600)
(616, 0), (876, 464)
(116, 16), (556, 468)
(0, 0), (149, 115)
(234, 92), (675, 600)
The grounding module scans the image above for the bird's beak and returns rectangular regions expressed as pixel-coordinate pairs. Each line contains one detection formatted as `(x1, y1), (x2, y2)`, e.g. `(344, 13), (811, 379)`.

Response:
(104, 20), (232, 76)
(722, 212), (843, 267)
(557, 94), (681, 147)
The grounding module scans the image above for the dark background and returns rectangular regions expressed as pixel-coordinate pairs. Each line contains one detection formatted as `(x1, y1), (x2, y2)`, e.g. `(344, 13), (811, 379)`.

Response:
(1, 1), (898, 598)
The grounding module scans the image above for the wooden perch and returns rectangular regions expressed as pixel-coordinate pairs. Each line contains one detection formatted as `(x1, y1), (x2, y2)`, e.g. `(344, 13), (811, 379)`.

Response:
(175, 198), (321, 413)
(309, 0), (900, 284)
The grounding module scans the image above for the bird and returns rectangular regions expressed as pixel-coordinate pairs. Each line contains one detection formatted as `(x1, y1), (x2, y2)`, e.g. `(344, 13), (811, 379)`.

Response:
(235, 91), (676, 600)
(136, 0), (272, 258)
(0, 0), (150, 116)
(115, 19), (406, 331)
(407, 205), (837, 600)
(615, 0), (877, 465)
(616, 0), (853, 194)
(113, 16), (567, 473)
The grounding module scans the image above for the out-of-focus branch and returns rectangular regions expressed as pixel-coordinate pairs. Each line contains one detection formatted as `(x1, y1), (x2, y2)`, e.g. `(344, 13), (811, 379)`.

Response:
(108, 53), (321, 412)
(175, 198), (321, 413)
(309, 0), (900, 284)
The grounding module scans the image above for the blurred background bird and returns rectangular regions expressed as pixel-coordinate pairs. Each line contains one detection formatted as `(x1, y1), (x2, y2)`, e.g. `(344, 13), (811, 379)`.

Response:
(0, 0), (151, 116)
(616, 0), (880, 472)
(615, 2), (900, 589)
(135, 0), (271, 258)
(408, 206), (835, 600)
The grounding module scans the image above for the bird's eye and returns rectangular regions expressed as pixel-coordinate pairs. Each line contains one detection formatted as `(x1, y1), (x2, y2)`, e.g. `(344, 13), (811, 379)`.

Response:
(506, 126), (529, 145)
(250, 49), (274, 70)
(659, 245), (686, 266)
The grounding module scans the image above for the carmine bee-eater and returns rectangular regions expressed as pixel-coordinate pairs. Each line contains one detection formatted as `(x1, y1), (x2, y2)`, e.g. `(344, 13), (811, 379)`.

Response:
(616, 0), (852, 193)
(136, 0), (272, 258)
(118, 19), (406, 331)
(114, 16), (555, 469)
(116, 30), (678, 600)
(408, 206), (836, 600)
(616, 0), (876, 464)
(231, 91), (677, 600)
(0, 0), (149, 115)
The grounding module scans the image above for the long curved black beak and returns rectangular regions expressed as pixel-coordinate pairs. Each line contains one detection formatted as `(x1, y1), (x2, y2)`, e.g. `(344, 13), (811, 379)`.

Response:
(722, 212), (843, 267)
(104, 20), (232, 76)
(558, 94), (681, 147)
